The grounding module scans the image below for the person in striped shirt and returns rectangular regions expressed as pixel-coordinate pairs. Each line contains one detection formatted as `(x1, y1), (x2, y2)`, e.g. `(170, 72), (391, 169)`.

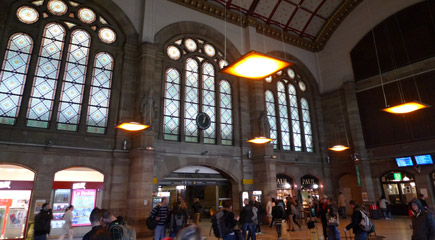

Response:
(149, 197), (169, 240)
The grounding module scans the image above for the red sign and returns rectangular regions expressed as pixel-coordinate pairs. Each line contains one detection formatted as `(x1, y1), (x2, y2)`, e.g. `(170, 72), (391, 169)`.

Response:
(0, 181), (34, 190)
(52, 181), (104, 189)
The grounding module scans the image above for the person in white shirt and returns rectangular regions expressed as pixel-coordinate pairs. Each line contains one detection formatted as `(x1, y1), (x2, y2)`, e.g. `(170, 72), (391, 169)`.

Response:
(58, 205), (74, 240)
(338, 192), (347, 219)
(266, 197), (273, 225)
(379, 195), (389, 219)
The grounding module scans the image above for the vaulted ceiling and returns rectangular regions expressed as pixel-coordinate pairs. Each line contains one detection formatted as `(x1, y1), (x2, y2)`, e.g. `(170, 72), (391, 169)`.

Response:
(168, 0), (363, 52)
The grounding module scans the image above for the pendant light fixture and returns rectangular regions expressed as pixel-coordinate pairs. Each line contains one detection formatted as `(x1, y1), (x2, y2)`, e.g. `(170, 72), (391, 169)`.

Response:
(218, 1), (293, 79)
(368, 6), (430, 114)
(329, 90), (350, 152)
(117, 122), (149, 131)
(247, 136), (273, 144)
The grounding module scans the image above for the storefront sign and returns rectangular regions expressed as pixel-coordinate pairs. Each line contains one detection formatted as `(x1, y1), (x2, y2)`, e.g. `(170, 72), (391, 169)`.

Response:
(72, 182), (86, 189)
(301, 175), (319, 189)
(52, 181), (104, 189)
(276, 174), (293, 189)
(393, 172), (402, 181)
(156, 192), (170, 197)
(253, 191), (262, 195)
(0, 181), (11, 189)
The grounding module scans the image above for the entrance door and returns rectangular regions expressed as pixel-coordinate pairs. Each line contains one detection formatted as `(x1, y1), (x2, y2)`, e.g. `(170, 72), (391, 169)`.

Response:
(381, 171), (417, 215)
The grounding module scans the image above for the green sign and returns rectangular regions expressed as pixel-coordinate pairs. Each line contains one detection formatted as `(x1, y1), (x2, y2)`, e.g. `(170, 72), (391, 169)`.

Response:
(394, 172), (402, 181)
(355, 166), (361, 187)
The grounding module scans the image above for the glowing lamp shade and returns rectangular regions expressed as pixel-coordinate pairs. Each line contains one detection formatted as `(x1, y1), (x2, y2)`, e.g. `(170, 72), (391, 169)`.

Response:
(247, 136), (273, 144)
(382, 101), (430, 114)
(220, 51), (293, 79)
(329, 145), (350, 152)
(117, 122), (149, 131)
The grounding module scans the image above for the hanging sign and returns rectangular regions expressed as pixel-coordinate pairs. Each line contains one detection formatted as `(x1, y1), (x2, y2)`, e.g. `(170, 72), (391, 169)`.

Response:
(393, 172), (402, 181)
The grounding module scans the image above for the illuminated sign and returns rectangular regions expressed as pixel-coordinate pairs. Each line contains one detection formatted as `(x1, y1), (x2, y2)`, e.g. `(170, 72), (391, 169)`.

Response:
(72, 183), (86, 189)
(253, 191), (262, 195)
(393, 172), (402, 181)
(0, 181), (11, 189)
(156, 192), (170, 197)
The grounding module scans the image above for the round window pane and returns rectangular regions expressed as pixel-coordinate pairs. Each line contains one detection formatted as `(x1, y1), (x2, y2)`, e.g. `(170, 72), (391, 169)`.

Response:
(287, 68), (295, 79)
(204, 44), (216, 57)
(167, 45), (181, 60)
(184, 38), (197, 52)
(299, 81), (307, 92)
(47, 0), (68, 16)
(78, 8), (96, 24)
(17, 6), (39, 24)
(265, 76), (272, 83)
(99, 28), (116, 44)
(219, 60), (228, 69)
(276, 71), (282, 76)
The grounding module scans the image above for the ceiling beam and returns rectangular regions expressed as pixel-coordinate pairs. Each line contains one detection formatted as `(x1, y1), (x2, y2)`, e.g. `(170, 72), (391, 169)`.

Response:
(300, 0), (327, 37)
(248, 0), (260, 15)
(267, 0), (283, 24)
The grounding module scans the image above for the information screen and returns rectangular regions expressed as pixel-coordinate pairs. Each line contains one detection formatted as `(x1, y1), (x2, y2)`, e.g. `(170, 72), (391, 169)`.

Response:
(415, 155), (433, 165)
(396, 157), (413, 167)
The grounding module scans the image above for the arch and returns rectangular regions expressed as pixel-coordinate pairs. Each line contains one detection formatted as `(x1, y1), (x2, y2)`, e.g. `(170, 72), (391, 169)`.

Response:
(53, 166), (105, 181)
(155, 21), (241, 62)
(0, 164), (35, 181)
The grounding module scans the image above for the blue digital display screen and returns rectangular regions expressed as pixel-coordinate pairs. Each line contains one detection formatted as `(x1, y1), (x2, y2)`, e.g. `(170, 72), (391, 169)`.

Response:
(396, 157), (413, 167)
(415, 155), (433, 165)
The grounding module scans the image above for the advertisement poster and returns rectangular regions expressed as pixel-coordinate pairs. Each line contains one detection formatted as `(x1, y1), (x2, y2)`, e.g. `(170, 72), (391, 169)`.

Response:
(5, 208), (26, 229)
(71, 189), (96, 226)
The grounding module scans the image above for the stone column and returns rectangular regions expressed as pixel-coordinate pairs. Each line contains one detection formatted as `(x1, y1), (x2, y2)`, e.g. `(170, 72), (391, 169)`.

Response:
(126, 149), (155, 238)
(343, 81), (375, 201)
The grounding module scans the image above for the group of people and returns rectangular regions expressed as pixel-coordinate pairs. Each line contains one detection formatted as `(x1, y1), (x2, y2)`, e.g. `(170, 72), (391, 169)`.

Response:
(34, 203), (132, 240)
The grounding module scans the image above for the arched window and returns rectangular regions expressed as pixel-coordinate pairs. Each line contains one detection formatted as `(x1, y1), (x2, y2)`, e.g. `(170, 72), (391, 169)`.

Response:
(264, 68), (314, 152)
(163, 37), (232, 145)
(0, 1), (118, 134)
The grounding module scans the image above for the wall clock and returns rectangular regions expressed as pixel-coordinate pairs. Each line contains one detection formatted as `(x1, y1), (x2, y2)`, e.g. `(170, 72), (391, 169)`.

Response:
(196, 112), (211, 130)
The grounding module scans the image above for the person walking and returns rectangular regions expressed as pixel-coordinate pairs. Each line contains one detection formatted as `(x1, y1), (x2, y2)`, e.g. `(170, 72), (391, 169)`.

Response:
(327, 205), (340, 240)
(220, 200), (239, 240)
(379, 195), (388, 219)
(58, 205), (74, 240)
(409, 198), (435, 240)
(255, 200), (264, 234)
(271, 199), (285, 240)
(344, 200), (366, 240)
(338, 192), (346, 219)
(34, 203), (53, 240)
(240, 199), (256, 240)
(169, 202), (188, 238)
(192, 198), (202, 225)
(317, 195), (330, 240)
(149, 197), (169, 240)
(285, 196), (295, 232)
(266, 197), (273, 225)
(83, 208), (111, 240)
(102, 209), (127, 240)
(291, 198), (301, 230)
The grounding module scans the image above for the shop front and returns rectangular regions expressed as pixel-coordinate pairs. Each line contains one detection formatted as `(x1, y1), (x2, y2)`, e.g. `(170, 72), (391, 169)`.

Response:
(381, 171), (417, 215)
(300, 175), (320, 209)
(0, 165), (35, 240)
(276, 174), (295, 200)
(51, 168), (104, 236)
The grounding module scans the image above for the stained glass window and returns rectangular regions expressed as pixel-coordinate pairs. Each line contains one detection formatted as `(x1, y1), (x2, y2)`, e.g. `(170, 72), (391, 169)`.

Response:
(277, 82), (290, 150)
(17, 6), (39, 24)
(184, 58), (199, 142)
(98, 28), (116, 44)
(167, 46), (181, 60)
(78, 8), (96, 24)
(27, 23), (66, 128)
(265, 90), (278, 149)
(57, 30), (91, 131)
(163, 68), (181, 140)
(184, 39), (197, 52)
(220, 80), (232, 145)
(287, 68), (295, 79)
(219, 60), (228, 69)
(202, 62), (216, 144)
(301, 98), (313, 152)
(0, 34), (33, 125)
(47, 0), (68, 16)
(86, 53), (113, 134)
(299, 81), (307, 91)
(204, 44), (216, 57)
(288, 84), (302, 151)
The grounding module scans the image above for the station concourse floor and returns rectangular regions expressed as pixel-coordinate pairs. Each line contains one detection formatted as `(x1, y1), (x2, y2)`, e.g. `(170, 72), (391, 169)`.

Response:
(144, 217), (413, 240)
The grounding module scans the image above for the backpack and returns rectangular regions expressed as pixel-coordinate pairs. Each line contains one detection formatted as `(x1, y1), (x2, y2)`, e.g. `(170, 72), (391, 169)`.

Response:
(174, 213), (185, 228)
(146, 207), (160, 230)
(212, 210), (232, 238)
(359, 210), (375, 233)
(109, 222), (137, 240)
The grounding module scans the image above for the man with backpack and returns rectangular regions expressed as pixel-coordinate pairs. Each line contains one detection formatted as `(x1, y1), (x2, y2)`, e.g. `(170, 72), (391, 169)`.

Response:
(344, 200), (367, 240)
(149, 197), (169, 240)
(102, 209), (136, 240)
(240, 198), (256, 240)
(409, 198), (435, 240)
(212, 200), (238, 240)
(83, 208), (111, 240)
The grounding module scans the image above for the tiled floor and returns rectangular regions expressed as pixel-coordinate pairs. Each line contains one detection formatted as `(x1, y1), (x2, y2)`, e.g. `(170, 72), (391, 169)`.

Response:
(147, 217), (413, 240)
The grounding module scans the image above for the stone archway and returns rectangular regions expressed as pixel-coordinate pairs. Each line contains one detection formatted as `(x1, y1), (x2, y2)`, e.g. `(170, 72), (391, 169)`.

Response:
(337, 173), (362, 215)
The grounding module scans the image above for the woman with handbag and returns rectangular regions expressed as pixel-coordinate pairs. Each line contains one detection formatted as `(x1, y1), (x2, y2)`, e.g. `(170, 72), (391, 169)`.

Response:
(327, 205), (341, 240)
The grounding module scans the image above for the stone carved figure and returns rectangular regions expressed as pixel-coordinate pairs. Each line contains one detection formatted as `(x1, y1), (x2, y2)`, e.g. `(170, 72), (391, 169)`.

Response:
(140, 89), (157, 129)
(259, 110), (271, 138)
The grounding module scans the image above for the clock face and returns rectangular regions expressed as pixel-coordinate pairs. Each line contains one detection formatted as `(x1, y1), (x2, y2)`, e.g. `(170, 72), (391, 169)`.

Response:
(196, 112), (211, 130)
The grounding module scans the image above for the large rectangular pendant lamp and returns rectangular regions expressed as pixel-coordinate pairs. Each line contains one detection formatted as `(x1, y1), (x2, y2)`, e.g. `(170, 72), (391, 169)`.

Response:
(382, 101), (430, 114)
(220, 50), (294, 79)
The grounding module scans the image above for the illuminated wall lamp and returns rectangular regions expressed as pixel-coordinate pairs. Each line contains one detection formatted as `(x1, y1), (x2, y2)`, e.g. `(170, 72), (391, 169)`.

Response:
(382, 101), (430, 114)
(247, 136), (273, 144)
(117, 122), (149, 131)
(329, 145), (350, 152)
(220, 50), (294, 79)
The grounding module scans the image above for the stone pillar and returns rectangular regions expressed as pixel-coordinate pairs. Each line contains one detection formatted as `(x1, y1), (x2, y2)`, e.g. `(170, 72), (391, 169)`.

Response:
(126, 149), (155, 238)
(251, 147), (277, 198)
(342, 81), (375, 201)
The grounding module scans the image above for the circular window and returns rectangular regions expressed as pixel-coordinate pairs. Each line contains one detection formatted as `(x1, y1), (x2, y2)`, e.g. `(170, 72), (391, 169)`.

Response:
(98, 28), (116, 44)
(78, 8), (96, 24)
(299, 81), (307, 92)
(265, 76), (272, 83)
(276, 71), (282, 76)
(167, 46), (181, 60)
(184, 38), (197, 52)
(47, 0), (68, 16)
(17, 6), (39, 24)
(219, 60), (228, 69)
(204, 44), (216, 57)
(287, 68), (295, 79)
